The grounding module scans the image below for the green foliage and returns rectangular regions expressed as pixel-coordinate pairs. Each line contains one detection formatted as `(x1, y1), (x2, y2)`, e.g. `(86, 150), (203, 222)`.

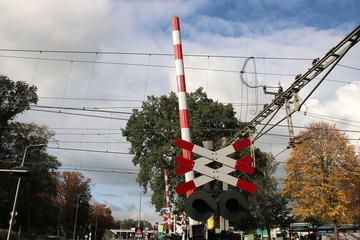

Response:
(0, 75), (61, 236)
(122, 87), (289, 232)
(115, 218), (153, 230)
(122, 88), (243, 212)
(232, 150), (291, 233)
(0, 122), (60, 235)
(0, 75), (38, 130)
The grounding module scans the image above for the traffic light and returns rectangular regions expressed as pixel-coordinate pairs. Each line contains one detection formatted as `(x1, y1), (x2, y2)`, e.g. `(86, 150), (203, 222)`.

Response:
(218, 191), (248, 221)
(185, 190), (216, 222)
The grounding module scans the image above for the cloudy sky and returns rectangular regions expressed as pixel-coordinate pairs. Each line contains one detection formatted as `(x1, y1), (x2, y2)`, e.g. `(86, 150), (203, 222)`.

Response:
(0, 0), (359, 224)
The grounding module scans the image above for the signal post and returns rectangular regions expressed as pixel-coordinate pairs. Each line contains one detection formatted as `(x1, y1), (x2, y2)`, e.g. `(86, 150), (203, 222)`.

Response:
(174, 138), (256, 240)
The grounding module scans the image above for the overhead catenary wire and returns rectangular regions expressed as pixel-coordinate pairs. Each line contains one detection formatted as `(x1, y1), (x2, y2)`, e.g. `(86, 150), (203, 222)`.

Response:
(2, 38), (358, 164)
(83, 53), (98, 109)
(227, 26), (360, 146)
(58, 60), (74, 143)
(1, 48), (359, 67)
(0, 27), (358, 208)
(0, 52), (358, 82)
(0, 48), (326, 60)
(30, 51), (42, 85)
(31, 104), (133, 115)
(7, 108), (360, 136)
(58, 167), (139, 174)
(29, 108), (130, 121)
(47, 146), (134, 155)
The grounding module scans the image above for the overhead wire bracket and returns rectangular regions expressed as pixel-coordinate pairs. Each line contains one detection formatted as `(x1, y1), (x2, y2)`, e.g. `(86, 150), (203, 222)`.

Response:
(228, 25), (360, 147)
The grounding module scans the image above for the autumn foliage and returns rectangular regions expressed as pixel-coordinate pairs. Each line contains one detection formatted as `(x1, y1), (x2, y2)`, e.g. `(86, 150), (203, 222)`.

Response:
(89, 203), (115, 239)
(282, 121), (360, 238)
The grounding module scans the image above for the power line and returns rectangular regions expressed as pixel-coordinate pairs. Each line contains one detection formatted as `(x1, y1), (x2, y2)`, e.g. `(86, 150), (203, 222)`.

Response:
(1, 48), (359, 69)
(0, 52), (358, 84)
(47, 146), (134, 155)
(0, 48), (315, 60)
(58, 167), (139, 175)
(39, 96), (144, 103)
(29, 108), (129, 121)
(31, 104), (133, 115)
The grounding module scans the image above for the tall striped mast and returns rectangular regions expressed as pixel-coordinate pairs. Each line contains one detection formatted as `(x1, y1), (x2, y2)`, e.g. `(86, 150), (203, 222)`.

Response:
(171, 16), (197, 226)
(164, 169), (172, 234)
(171, 16), (195, 190)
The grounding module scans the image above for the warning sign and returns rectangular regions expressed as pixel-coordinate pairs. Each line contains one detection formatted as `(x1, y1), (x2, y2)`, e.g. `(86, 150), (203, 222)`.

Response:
(135, 227), (143, 238)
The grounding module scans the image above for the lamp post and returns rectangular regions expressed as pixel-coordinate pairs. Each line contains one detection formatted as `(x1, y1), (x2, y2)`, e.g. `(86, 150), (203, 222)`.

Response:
(73, 194), (86, 240)
(137, 186), (142, 228)
(73, 195), (81, 240)
(7, 144), (46, 240)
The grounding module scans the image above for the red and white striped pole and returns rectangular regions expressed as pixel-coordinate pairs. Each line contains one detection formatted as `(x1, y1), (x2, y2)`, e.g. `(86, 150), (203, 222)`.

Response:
(172, 16), (197, 226)
(171, 16), (195, 189)
(164, 169), (172, 234)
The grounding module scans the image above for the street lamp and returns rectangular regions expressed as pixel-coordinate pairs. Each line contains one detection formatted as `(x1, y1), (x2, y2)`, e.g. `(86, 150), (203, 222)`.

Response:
(73, 194), (86, 240)
(7, 144), (47, 240)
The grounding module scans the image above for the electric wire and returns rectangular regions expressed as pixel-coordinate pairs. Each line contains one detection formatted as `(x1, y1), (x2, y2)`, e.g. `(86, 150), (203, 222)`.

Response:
(1, 48), (359, 68)
(0, 52), (358, 83)
(143, 54), (151, 100)
(1, 53), (358, 88)
(83, 52), (98, 109)
(58, 60), (74, 143)
(29, 108), (129, 121)
(30, 51), (42, 85)
(58, 167), (139, 174)
(47, 146), (134, 155)
(0, 48), (321, 60)
(2, 48), (359, 176)
(31, 104), (133, 115)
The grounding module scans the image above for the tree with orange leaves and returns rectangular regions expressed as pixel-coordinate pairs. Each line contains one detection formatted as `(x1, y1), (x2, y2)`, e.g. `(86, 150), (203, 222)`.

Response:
(52, 171), (92, 238)
(89, 203), (115, 240)
(282, 121), (360, 240)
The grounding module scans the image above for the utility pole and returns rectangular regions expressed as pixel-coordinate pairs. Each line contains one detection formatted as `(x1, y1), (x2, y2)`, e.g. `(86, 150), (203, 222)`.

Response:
(202, 141), (215, 240)
(7, 144), (46, 240)
(73, 195), (81, 240)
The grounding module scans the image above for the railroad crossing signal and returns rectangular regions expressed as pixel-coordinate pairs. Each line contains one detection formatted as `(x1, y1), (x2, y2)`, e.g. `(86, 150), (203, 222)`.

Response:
(174, 138), (256, 195)
(184, 189), (249, 222)
(174, 138), (255, 221)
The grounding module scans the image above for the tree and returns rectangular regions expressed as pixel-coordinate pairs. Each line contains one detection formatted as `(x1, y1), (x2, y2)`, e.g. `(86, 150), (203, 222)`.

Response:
(122, 88), (243, 212)
(0, 75), (38, 132)
(115, 218), (137, 229)
(89, 203), (115, 240)
(52, 171), (92, 237)
(0, 122), (60, 235)
(250, 151), (291, 238)
(0, 75), (61, 236)
(115, 218), (153, 230)
(282, 121), (360, 240)
(233, 150), (292, 238)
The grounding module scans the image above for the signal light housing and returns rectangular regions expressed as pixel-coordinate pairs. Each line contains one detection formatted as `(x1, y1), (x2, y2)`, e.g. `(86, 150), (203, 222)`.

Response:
(185, 190), (216, 222)
(218, 190), (248, 221)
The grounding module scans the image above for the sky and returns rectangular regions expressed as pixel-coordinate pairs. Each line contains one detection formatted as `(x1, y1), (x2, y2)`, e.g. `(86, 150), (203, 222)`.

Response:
(0, 0), (359, 225)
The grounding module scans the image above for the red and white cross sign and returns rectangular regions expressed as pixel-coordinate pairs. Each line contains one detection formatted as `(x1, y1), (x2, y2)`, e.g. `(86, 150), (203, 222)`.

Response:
(174, 138), (256, 195)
